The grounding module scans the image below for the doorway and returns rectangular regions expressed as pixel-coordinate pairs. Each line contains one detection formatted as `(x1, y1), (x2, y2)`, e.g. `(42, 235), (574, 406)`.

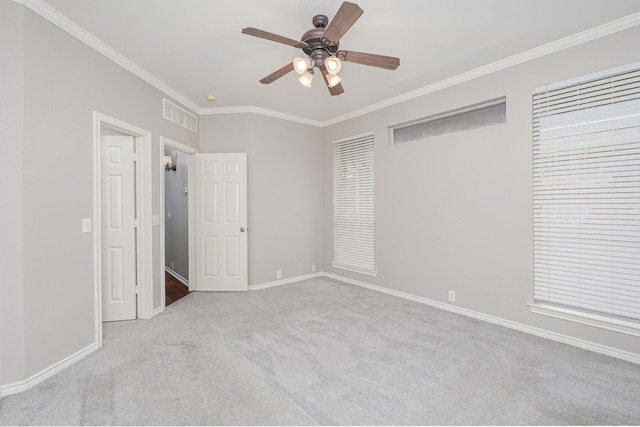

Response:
(160, 137), (198, 308)
(93, 112), (153, 347)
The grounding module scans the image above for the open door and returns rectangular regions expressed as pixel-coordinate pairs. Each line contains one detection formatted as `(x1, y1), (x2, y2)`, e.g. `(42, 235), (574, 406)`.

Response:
(100, 134), (137, 321)
(193, 153), (248, 291)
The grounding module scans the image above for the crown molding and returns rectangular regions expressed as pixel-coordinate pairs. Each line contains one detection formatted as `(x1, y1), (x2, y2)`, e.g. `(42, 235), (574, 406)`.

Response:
(200, 106), (324, 127)
(321, 11), (640, 127)
(14, 0), (200, 114)
(15, 0), (640, 128)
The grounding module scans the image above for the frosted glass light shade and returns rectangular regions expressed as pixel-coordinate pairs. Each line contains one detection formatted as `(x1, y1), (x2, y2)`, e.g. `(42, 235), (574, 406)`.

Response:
(293, 57), (311, 75)
(298, 70), (314, 87)
(327, 74), (342, 88)
(325, 56), (342, 75)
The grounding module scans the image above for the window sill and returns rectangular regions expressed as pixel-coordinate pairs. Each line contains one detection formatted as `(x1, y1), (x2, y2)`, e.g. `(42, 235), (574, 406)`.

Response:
(331, 262), (377, 277)
(528, 303), (640, 338)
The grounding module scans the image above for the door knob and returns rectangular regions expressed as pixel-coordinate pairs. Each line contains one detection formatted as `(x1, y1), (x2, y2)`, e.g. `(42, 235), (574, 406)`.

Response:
(240, 227), (246, 232)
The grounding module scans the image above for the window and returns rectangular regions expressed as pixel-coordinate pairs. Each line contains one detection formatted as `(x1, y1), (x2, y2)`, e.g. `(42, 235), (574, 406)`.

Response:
(333, 132), (376, 276)
(531, 62), (640, 335)
(391, 98), (506, 145)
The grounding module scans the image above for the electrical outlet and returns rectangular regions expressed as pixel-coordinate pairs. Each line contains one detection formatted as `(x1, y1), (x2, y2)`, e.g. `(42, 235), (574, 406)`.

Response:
(448, 290), (456, 302)
(311, 264), (316, 273)
(276, 270), (282, 279)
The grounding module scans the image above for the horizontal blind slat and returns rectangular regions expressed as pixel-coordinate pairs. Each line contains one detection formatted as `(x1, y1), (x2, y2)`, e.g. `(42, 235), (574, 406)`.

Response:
(333, 134), (376, 273)
(533, 65), (640, 322)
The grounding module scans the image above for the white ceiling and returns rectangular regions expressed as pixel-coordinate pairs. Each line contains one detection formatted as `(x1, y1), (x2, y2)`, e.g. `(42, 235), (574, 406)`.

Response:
(39, 0), (640, 123)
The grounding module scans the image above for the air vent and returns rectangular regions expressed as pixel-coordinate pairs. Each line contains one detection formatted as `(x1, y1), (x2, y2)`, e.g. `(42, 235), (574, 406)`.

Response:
(163, 98), (198, 132)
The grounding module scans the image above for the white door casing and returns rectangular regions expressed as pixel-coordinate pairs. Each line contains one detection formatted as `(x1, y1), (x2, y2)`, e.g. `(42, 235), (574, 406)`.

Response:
(194, 153), (248, 291)
(100, 135), (137, 321)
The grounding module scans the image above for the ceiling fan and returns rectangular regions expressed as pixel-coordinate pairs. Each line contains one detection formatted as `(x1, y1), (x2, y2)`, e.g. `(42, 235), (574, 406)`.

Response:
(241, 1), (400, 96)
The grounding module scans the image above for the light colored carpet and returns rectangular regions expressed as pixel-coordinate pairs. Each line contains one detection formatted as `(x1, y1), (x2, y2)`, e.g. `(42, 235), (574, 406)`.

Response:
(1, 277), (639, 425)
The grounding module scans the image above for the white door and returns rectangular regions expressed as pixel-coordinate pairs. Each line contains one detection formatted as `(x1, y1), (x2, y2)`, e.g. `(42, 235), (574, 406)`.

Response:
(194, 153), (248, 291)
(100, 135), (137, 321)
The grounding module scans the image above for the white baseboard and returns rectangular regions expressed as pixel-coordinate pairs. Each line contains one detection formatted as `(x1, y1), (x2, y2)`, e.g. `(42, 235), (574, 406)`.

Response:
(249, 272), (323, 291)
(321, 272), (640, 365)
(0, 342), (98, 399)
(165, 266), (188, 286)
(152, 305), (165, 317)
(3, 271), (637, 400)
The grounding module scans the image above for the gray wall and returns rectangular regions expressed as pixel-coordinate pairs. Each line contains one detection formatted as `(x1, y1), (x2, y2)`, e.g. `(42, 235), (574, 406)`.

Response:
(322, 25), (640, 355)
(2, 0), (639, 394)
(0, 0), (26, 387)
(164, 147), (189, 280)
(1, 4), (199, 384)
(199, 114), (324, 285)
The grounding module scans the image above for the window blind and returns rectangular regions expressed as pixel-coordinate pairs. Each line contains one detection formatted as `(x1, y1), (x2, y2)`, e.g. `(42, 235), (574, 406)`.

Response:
(532, 65), (640, 323)
(333, 132), (376, 275)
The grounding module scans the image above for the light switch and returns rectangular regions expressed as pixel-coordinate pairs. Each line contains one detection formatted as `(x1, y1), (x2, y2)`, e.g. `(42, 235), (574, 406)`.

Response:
(152, 215), (160, 226)
(82, 218), (92, 233)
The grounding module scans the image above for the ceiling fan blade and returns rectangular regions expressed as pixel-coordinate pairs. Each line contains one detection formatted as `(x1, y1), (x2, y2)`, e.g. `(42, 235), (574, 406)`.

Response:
(320, 67), (345, 96)
(259, 62), (295, 84)
(321, 2), (364, 47)
(242, 27), (309, 50)
(336, 50), (400, 70)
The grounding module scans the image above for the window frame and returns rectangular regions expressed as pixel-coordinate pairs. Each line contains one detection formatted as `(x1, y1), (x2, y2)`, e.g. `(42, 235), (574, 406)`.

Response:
(332, 132), (377, 276)
(529, 61), (640, 336)
(390, 97), (506, 145)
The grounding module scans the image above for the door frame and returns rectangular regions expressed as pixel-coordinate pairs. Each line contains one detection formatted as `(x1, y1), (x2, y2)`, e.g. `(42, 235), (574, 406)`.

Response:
(93, 112), (153, 347)
(160, 137), (199, 311)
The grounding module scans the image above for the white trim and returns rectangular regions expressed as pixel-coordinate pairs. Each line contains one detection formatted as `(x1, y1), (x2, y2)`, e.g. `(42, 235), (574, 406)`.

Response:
(165, 266), (189, 287)
(533, 61), (640, 94)
(160, 137), (198, 306)
(135, 134), (154, 320)
(331, 262), (378, 277)
(249, 272), (323, 291)
(321, 273), (640, 365)
(93, 112), (154, 339)
(15, 0), (640, 127)
(15, 0), (199, 114)
(321, 12), (640, 127)
(331, 131), (375, 145)
(0, 342), (98, 398)
(200, 106), (324, 128)
(529, 303), (640, 338)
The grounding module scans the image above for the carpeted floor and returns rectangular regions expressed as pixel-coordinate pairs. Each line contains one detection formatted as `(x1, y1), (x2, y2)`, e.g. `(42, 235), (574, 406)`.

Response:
(1, 277), (639, 425)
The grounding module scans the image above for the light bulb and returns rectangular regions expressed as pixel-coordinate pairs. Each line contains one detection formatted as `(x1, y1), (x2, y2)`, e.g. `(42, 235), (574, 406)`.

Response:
(298, 70), (314, 87)
(293, 57), (310, 75)
(327, 74), (342, 88)
(325, 56), (342, 75)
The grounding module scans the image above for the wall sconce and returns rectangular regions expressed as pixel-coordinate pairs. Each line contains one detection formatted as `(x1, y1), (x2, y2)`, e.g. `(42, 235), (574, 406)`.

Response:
(163, 155), (176, 172)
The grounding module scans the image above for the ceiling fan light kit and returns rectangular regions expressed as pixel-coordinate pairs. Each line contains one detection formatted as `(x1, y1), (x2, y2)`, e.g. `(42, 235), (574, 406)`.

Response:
(327, 74), (342, 88)
(298, 69), (315, 88)
(293, 57), (312, 75)
(241, 1), (399, 96)
(325, 56), (342, 75)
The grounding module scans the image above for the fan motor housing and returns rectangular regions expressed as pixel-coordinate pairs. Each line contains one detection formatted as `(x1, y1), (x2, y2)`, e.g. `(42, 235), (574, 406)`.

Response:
(301, 14), (338, 61)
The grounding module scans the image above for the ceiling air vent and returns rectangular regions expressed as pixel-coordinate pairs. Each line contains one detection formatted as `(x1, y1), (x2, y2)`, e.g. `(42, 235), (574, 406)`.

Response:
(163, 98), (198, 132)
